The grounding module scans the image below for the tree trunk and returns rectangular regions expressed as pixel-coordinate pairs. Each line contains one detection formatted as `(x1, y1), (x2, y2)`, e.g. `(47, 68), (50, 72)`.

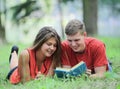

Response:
(57, 0), (65, 39)
(0, 14), (6, 44)
(0, 0), (7, 44)
(83, 0), (98, 36)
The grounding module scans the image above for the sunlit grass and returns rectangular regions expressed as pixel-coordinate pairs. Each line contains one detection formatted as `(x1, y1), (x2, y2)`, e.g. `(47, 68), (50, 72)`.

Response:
(0, 37), (120, 89)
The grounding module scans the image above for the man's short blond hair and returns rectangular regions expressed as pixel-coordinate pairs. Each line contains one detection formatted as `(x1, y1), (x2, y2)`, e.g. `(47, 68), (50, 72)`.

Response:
(65, 19), (86, 35)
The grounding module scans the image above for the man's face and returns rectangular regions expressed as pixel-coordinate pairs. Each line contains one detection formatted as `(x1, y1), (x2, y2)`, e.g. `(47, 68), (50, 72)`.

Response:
(66, 31), (86, 53)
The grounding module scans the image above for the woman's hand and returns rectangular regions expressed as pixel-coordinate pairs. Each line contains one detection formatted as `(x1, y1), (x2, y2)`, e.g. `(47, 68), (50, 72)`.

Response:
(35, 71), (42, 79)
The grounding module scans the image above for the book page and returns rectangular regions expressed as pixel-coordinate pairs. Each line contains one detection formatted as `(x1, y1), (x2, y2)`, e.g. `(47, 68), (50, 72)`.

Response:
(55, 67), (70, 72)
(71, 61), (84, 70)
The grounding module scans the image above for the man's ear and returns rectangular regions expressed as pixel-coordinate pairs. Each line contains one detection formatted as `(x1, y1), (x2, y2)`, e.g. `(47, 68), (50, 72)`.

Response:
(83, 32), (87, 37)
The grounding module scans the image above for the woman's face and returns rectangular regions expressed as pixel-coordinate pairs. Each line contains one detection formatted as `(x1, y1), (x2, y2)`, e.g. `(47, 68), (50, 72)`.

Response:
(41, 37), (57, 57)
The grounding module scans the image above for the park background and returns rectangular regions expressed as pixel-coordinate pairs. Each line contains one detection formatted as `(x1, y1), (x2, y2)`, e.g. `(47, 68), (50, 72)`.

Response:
(0, 0), (120, 89)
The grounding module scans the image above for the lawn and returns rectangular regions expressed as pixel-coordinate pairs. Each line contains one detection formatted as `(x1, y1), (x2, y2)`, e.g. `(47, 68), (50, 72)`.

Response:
(0, 37), (120, 89)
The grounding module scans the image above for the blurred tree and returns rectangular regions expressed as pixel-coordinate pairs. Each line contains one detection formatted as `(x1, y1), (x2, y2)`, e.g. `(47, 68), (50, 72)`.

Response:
(99, 0), (120, 16)
(0, 0), (7, 44)
(43, 0), (66, 39)
(59, 0), (98, 36)
(57, 0), (64, 39)
(83, 0), (98, 36)
(0, 0), (42, 44)
(10, 0), (42, 24)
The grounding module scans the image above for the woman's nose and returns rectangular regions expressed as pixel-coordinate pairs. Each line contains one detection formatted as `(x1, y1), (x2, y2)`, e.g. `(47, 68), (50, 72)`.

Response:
(50, 45), (55, 50)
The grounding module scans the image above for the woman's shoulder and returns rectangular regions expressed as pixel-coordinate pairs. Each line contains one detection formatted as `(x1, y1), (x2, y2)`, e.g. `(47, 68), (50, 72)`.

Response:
(20, 49), (29, 56)
(19, 49), (29, 63)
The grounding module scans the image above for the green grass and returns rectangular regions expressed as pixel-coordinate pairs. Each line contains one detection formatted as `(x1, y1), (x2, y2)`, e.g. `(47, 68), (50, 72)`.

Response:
(0, 37), (120, 89)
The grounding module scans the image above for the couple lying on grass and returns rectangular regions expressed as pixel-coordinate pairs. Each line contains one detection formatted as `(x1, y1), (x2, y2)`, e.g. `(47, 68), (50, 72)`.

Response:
(6, 19), (112, 84)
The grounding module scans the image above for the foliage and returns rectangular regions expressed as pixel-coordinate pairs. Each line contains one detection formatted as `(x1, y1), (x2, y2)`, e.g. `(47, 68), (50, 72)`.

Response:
(10, 0), (42, 23)
(99, 0), (120, 16)
(43, 0), (52, 13)
(100, 0), (120, 5)
(60, 0), (74, 3)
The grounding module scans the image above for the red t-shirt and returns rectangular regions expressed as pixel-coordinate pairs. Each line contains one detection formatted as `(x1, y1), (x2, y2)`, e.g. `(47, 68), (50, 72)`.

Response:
(10, 48), (52, 84)
(61, 37), (108, 73)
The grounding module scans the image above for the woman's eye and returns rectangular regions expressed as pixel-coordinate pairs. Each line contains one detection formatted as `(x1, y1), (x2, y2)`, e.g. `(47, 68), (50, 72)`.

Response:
(46, 43), (57, 47)
(46, 43), (51, 46)
(53, 44), (57, 47)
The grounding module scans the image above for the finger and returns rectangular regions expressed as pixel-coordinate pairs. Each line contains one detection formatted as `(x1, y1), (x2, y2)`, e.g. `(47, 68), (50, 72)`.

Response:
(86, 69), (91, 76)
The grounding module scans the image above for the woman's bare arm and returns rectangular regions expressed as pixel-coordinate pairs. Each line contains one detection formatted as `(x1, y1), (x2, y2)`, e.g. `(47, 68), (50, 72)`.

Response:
(18, 50), (31, 83)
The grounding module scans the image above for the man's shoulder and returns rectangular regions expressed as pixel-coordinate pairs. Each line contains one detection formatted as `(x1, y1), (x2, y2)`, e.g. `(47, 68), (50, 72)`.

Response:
(85, 37), (105, 48)
(62, 40), (68, 44)
(61, 40), (73, 52)
(85, 37), (104, 47)
(61, 40), (69, 47)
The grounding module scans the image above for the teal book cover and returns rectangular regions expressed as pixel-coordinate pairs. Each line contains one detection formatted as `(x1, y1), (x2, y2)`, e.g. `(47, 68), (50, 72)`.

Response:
(54, 61), (87, 78)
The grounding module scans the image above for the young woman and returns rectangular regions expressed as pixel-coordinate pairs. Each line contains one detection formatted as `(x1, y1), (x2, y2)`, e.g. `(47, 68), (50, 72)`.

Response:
(6, 26), (61, 84)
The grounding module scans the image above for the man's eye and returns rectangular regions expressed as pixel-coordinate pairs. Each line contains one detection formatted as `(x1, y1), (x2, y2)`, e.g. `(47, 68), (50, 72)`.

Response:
(75, 39), (80, 42)
(68, 40), (72, 42)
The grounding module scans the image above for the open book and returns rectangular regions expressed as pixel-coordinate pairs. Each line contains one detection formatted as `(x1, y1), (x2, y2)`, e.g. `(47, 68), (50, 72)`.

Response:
(54, 61), (87, 78)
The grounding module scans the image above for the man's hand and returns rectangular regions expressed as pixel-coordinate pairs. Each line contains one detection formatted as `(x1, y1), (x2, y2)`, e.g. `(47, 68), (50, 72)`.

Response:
(85, 69), (92, 76)
(89, 66), (106, 78)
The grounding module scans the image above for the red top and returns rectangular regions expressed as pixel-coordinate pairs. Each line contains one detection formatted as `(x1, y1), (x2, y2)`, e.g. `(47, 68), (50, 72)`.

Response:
(10, 48), (52, 84)
(28, 48), (52, 78)
(61, 37), (108, 73)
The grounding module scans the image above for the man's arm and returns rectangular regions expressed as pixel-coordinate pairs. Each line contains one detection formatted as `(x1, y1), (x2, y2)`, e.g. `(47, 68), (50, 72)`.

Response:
(90, 42), (108, 78)
(89, 65), (106, 78)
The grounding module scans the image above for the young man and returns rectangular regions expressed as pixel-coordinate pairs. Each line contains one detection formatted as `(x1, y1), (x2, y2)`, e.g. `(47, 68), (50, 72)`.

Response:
(61, 19), (109, 78)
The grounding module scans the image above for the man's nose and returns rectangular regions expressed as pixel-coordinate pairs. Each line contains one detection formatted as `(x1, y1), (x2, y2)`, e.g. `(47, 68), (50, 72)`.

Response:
(71, 41), (76, 46)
